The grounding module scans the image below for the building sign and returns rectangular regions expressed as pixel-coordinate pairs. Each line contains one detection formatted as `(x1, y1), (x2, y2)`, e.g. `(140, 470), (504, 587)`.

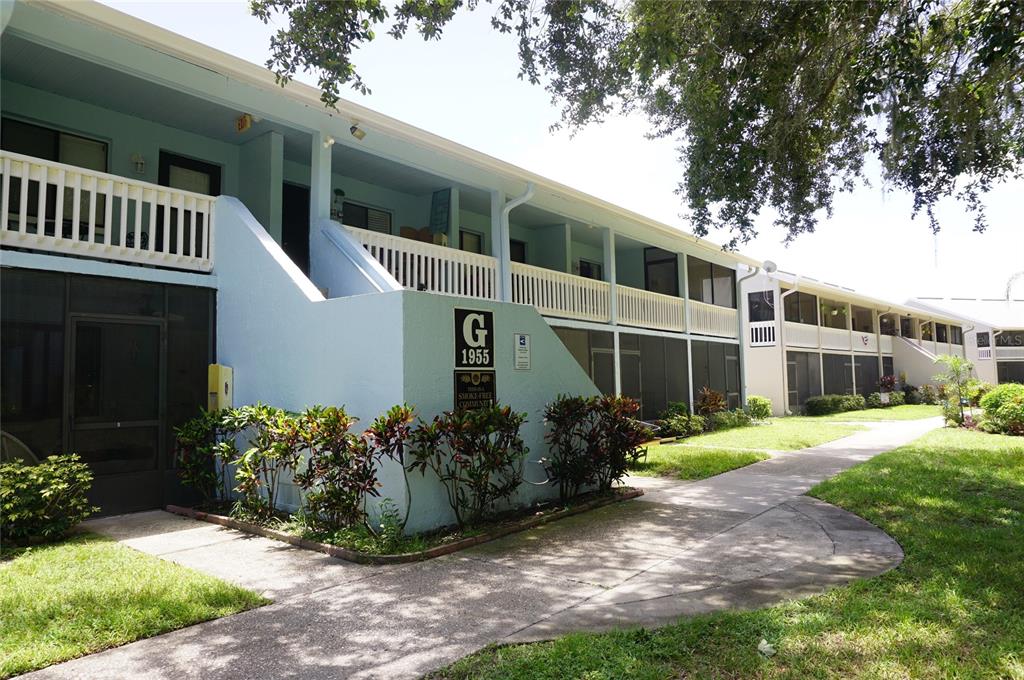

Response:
(513, 333), (531, 370)
(455, 308), (494, 369)
(454, 370), (496, 411)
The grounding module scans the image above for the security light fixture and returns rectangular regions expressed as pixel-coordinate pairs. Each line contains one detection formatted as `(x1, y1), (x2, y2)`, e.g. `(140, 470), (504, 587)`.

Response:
(763, 260), (778, 274)
(350, 124), (366, 141)
(323, 136), (336, 149)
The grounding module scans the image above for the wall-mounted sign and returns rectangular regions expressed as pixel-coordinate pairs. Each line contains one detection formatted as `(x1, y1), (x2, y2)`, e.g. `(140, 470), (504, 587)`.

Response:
(513, 333), (531, 370)
(455, 308), (494, 369)
(454, 370), (496, 411)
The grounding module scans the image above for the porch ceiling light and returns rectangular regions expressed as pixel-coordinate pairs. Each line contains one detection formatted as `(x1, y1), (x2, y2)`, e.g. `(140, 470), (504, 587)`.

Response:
(323, 136), (336, 149)
(350, 124), (366, 141)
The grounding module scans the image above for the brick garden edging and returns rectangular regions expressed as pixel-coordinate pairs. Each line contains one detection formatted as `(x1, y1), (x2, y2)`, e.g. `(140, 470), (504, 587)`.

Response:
(165, 487), (644, 566)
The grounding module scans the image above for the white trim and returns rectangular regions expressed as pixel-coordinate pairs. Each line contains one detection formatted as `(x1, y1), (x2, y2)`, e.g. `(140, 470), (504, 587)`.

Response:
(0, 248), (217, 287)
(544, 315), (741, 345)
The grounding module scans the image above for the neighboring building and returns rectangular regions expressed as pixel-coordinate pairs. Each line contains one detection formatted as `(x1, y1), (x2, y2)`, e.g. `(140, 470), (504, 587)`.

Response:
(0, 0), (983, 525)
(906, 297), (1024, 385)
(738, 270), (970, 415)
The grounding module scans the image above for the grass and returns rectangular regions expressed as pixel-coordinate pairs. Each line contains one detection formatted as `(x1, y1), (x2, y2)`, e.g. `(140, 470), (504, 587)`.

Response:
(632, 445), (770, 479)
(682, 418), (864, 451)
(0, 533), (267, 678)
(435, 427), (1024, 679)
(800, 403), (943, 422)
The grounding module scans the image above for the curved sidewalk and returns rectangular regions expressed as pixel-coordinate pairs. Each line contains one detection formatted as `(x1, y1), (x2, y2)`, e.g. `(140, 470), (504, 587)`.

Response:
(27, 418), (940, 680)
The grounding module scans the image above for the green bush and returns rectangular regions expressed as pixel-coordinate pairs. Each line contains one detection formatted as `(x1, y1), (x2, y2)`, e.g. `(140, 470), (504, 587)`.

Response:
(660, 414), (690, 438)
(659, 401), (690, 419)
(920, 384), (938, 405)
(889, 391), (905, 406)
(0, 454), (98, 544)
(866, 392), (884, 409)
(805, 394), (867, 415)
(979, 383), (1024, 436)
(696, 387), (727, 415)
(903, 384), (923, 404)
(709, 409), (752, 431)
(686, 414), (706, 436)
(966, 380), (994, 407)
(745, 395), (772, 420)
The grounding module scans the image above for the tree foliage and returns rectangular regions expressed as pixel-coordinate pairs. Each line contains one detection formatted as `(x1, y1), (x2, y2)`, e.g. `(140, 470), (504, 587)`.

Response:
(250, 0), (1023, 245)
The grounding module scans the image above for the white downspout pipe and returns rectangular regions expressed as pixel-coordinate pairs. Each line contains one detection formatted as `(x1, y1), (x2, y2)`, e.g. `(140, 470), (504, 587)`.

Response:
(498, 182), (535, 302)
(736, 265), (761, 405)
(779, 278), (801, 413)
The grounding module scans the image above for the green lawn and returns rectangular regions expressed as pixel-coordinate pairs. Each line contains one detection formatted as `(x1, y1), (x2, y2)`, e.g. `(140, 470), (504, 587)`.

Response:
(436, 428), (1024, 679)
(0, 533), (267, 678)
(632, 445), (770, 479)
(801, 403), (943, 422)
(682, 418), (863, 451)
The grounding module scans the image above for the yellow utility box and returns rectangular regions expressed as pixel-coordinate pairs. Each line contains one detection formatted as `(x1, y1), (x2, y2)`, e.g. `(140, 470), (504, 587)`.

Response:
(207, 364), (233, 411)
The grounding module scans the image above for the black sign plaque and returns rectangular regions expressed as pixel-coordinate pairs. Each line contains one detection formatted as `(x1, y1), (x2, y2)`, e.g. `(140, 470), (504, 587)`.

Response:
(454, 308), (494, 369)
(454, 370), (496, 411)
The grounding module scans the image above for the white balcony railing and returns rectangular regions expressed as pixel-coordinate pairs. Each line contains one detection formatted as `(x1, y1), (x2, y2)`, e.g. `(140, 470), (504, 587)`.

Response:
(1, 151), (214, 272)
(880, 334), (894, 354)
(348, 227), (498, 300)
(996, 346), (1024, 360)
(689, 300), (738, 338)
(853, 332), (877, 352)
(784, 321), (819, 348)
(511, 261), (610, 322)
(820, 326), (851, 351)
(749, 320), (777, 346)
(617, 285), (685, 332)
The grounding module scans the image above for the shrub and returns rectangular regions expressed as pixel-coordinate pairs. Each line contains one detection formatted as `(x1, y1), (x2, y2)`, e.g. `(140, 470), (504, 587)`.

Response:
(660, 414), (690, 438)
(879, 374), (897, 392)
(686, 414), (706, 435)
(933, 355), (974, 426)
(696, 387), (727, 416)
(222, 403), (304, 522)
(1, 454), (98, 544)
(979, 383), (1024, 436)
(659, 401), (690, 419)
(543, 395), (651, 502)
(866, 392), (883, 409)
(409, 403), (528, 527)
(920, 384), (938, 405)
(745, 395), (772, 421)
(889, 391), (905, 406)
(174, 409), (237, 506)
(805, 394), (866, 415)
(966, 380), (994, 407)
(709, 409), (752, 431)
(903, 384), (922, 405)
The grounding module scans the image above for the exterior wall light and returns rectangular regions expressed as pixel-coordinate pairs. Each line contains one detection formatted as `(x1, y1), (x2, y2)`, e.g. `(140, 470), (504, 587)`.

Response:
(350, 124), (366, 140)
(131, 154), (145, 174)
(323, 136), (336, 148)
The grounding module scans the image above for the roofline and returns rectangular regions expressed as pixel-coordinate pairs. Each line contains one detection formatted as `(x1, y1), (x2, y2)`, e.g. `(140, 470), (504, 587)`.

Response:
(30, 0), (763, 268)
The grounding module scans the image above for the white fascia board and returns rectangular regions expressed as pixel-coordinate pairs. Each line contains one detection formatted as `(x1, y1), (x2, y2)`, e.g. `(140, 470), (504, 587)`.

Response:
(18, 0), (762, 269)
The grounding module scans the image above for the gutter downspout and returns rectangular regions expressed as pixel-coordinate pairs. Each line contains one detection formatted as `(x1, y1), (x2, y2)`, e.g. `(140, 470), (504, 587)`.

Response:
(736, 265), (761, 405)
(876, 308), (888, 385)
(963, 323), (975, 361)
(779, 278), (801, 414)
(498, 182), (535, 302)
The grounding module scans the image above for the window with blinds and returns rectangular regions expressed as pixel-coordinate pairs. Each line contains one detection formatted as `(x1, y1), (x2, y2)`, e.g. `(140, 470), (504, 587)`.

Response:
(343, 201), (392, 234)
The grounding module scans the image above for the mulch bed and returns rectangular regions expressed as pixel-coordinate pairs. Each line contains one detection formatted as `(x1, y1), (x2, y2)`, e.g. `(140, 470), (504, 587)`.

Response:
(166, 486), (644, 565)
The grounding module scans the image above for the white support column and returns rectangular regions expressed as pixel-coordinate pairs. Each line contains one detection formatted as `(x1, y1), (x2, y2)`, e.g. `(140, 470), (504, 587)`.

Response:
(603, 228), (621, 394)
(490, 189), (509, 302)
(563, 224), (573, 273)
(682, 254), (695, 410)
(309, 131), (332, 224)
(848, 302), (856, 395)
(816, 296), (825, 396)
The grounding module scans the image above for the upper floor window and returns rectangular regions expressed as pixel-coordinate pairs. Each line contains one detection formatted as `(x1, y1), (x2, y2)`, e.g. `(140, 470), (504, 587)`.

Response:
(578, 259), (603, 281)
(644, 248), (678, 297)
(344, 201), (391, 234)
(996, 330), (1024, 347)
(880, 315), (897, 336)
(747, 290), (775, 322)
(687, 256), (735, 308)
(977, 331), (990, 348)
(820, 299), (848, 330)
(900, 317), (916, 338)
(921, 322), (933, 341)
(851, 306), (874, 333)
(783, 290), (818, 325)
(1, 117), (108, 173)
(936, 323), (948, 343)
(510, 239), (527, 264)
(460, 229), (483, 254)
(950, 325), (963, 345)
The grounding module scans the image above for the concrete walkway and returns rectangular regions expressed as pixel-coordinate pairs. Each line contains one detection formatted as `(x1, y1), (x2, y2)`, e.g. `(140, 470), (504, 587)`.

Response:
(27, 418), (940, 680)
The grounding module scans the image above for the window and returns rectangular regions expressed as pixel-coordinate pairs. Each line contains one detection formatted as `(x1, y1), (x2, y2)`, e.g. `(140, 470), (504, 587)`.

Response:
(935, 323), (948, 343)
(822, 353), (854, 395)
(880, 315), (897, 336)
(747, 290), (775, 322)
(509, 239), (527, 264)
(460, 229), (483, 254)
(687, 256), (736, 308)
(900, 317), (915, 339)
(159, 152), (221, 195)
(921, 322), (933, 341)
(996, 331), (1024, 347)
(783, 290), (818, 325)
(578, 259), (603, 281)
(343, 202), (391, 234)
(851, 306), (874, 333)
(950, 326), (963, 345)
(977, 331), (990, 348)
(820, 299), (848, 330)
(644, 248), (679, 297)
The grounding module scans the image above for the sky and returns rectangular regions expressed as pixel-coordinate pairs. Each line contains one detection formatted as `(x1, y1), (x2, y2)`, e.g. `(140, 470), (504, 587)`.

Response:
(103, 0), (1024, 303)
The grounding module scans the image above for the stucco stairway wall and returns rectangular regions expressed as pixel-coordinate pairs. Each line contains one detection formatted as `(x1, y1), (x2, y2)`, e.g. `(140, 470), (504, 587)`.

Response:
(213, 197), (602, 532)
(892, 337), (941, 388)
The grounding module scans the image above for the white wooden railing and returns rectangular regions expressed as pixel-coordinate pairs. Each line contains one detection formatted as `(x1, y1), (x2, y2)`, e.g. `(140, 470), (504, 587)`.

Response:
(617, 285), (685, 332)
(784, 321), (819, 348)
(820, 326), (851, 350)
(689, 300), (738, 338)
(347, 226), (498, 300)
(995, 346), (1024, 360)
(749, 320), (777, 346)
(511, 261), (610, 322)
(1, 151), (214, 272)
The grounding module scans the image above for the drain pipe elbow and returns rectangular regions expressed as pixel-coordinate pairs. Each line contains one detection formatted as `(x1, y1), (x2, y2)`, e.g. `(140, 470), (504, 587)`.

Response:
(736, 265), (761, 405)
(498, 183), (535, 301)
